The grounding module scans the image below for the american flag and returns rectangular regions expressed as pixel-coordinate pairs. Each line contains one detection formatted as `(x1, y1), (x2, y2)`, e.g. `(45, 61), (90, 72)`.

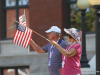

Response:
(12, 14), (33, 48)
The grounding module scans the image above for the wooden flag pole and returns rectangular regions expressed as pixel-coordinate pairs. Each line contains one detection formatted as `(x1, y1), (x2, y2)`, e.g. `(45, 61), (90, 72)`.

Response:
(24, 9), (30, 53)
(24, 9), (27, 26)
(15, 20), (50, 42)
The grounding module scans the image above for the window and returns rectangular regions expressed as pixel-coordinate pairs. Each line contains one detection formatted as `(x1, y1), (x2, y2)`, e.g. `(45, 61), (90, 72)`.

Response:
(19, 0), (29, 6)
(5, 0), (16, 7)
(2, 0), (29, 40)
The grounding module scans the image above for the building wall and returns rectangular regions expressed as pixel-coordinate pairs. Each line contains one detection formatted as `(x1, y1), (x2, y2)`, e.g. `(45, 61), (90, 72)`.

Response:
(29, 0), (66, 51)
(0, 52), (49, 75)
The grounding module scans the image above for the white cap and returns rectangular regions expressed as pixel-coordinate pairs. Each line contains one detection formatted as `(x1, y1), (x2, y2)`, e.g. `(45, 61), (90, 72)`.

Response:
(45, 26), (61, 33)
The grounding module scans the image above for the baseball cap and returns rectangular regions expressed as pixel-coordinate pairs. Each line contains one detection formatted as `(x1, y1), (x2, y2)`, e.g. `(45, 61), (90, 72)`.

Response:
(64, 28), (82, 41)
(45, 26), (61, 33)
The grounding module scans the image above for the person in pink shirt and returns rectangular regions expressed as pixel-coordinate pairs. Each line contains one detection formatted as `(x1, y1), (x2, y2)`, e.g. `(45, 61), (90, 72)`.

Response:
(49, 28), (82, 75)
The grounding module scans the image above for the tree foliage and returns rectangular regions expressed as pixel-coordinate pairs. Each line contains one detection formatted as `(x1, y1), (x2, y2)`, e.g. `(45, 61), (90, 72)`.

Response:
(70, 5), (95, 32)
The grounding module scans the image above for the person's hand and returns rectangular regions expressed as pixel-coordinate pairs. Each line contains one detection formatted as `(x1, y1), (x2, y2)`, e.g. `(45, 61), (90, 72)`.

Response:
(49, 40), (57, 46)
(58, 69), (61, 75)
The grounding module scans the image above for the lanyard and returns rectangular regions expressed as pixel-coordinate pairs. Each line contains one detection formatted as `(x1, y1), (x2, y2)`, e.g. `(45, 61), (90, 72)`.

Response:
(49, 45), (54, 58)
(63, 41), (77, 60)
(49, 38), (60, 58)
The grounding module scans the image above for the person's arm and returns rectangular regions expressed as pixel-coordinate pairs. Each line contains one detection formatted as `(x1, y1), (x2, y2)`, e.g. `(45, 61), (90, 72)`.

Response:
(49, 40), (77, 57)
(30, 39), (45, 53)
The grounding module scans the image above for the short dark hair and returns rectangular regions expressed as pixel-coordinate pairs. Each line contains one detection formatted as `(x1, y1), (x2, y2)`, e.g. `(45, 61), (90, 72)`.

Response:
(67, 34), (77, 41)
(66, 34), (73, 39)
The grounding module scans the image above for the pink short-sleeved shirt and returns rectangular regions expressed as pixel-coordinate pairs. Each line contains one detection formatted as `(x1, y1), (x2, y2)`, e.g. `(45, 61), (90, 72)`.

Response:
(61, 43), (82, 75)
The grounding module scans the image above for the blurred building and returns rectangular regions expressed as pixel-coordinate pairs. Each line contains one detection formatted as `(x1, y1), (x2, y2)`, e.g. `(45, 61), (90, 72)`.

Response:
(0, 0), (96, 75)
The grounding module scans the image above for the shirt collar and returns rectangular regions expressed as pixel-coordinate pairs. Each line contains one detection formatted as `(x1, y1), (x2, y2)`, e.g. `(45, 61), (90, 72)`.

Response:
(51, 38), (62, 48)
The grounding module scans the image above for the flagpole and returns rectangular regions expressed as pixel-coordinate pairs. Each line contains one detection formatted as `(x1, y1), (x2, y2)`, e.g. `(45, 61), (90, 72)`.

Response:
(24, 9), (27, 25)
(24, 9), (30, 53)
(15, 20), (50, 42)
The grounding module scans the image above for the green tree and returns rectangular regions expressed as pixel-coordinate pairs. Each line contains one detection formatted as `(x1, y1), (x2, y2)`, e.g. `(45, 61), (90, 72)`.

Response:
(70, 5), (95, 32)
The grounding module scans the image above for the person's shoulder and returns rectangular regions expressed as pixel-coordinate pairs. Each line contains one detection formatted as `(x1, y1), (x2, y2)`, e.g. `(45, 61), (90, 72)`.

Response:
(74, 43), (81, 48)
(76, 43), (81, 46)
(43, 43), (51, 47)
(46, 43), (51, 46)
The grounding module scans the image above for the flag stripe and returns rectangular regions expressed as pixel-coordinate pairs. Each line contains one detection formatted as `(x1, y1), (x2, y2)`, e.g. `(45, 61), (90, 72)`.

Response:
(18, 31), (24, 46)
(21, 28), (28, 47)
(16, 30), (22, 45)
(18, 32), (25, 46)
(25, 29), (32, 48)
(20, 28), (28, 47)
(23, 28), (29, 48)
(26, 31), (33, 48)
